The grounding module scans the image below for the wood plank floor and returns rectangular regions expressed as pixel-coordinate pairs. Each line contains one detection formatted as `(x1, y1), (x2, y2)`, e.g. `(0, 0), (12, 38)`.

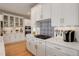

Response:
(5, 41), (33, 56)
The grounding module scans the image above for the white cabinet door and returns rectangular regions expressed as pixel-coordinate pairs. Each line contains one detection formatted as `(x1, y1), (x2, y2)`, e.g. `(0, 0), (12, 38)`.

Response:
(26, 36), (31, 52)
(46, 44), (67, 56)
(31, 4), (42, 33)
(3, 32), (11, 44)
(31, 4), (42, 22)
(0, 37), (5, 56)
(51, 3), (79, 26)
(26, 36), (37, 55)
(46, 45), (57, 56)
(35, 4), (42, 21)
(46, 41), (78, 56)
(36, 39), (45, 56)
(63, 4), (79, 26)
(42, 3), (51, 20)
(15, 32), (20, 42)
(30, 39), (37, 55)
(9, 32), (15, 43)
(51, 3), (64, 26)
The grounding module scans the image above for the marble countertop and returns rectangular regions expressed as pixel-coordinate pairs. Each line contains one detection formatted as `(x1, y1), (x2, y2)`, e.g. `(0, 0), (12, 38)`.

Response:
(26, 34), (79, 51)
(46, 37), (79, 51)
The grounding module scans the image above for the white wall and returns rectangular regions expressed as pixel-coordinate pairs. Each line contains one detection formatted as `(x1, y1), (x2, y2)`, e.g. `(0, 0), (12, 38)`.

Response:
(24, 19), (31, 26)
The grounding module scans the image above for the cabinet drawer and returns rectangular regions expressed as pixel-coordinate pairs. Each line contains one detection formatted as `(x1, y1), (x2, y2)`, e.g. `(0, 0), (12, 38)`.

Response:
(46, 42), (77, 56)
(37, 39), (45, 45)
(46, 45), (69, 56)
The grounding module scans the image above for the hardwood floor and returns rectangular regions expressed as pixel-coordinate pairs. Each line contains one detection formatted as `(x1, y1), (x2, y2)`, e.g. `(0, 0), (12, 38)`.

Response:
(5, 41), (33, 56)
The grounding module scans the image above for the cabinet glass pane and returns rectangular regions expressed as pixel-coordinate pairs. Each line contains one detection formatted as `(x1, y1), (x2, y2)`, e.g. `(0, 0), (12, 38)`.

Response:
(4, 15), (8, 27)
(20, 18), (23, 27)
(10, 16), (14, 27)
(15, 17), (19, 27)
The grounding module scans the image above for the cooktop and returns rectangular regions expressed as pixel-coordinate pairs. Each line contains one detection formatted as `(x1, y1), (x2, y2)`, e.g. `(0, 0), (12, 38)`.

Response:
(35, 35), (51, 40)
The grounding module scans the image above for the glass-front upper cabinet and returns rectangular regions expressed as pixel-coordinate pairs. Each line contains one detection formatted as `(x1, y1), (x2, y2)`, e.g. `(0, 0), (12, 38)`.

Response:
(20, 18), (23, 27)
(4, 15), (8, 27)
(15, 17), (19, 27)
(10, 16), (14, 27)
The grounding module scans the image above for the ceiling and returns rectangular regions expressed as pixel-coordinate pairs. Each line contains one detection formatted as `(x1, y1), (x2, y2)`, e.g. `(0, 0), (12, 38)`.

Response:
(0, 3), (37, 19)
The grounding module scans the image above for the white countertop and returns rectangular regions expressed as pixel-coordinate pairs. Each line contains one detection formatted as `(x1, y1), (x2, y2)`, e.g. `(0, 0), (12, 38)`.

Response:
(26, 34), (79, 51)
(46, 37), (79, 51)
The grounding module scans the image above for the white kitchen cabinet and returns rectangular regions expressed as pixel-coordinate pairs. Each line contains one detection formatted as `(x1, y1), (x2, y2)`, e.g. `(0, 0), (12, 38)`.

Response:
(0, 37), (5, 56)
(31, 3), (52, 21)
(46, 41), (78, 56)
(36, 39), (46, 56)
(3, 29), (24, 44)
(35, 4), (42, 21)
(14, 31), (24, 42)
(3, 14), (24, 27)
(29, 39), (37, 55)
(63, 4), (79, 26)
(10, 16), (14, 27)
(51, 3), (64, 26)
(31, 3), (79, 27)
(51, 3), (79, 26)
(26, 34), (79, 56)
(26, 34), (46, 56)
(3, 30), (15, 44)
(46, 45), (68, 56)
(31, 4), (42, 22)
(3, 13), (24, 44)
(20, 18), (23, 27)
(4, 15), (9, 27)
(42, 3), (51, 20)
(15, 17), (19, 27)
(31, 3), (52, 34)
(15, 32), (21, 42)
(3, 32), (11, 44)
(26, 35), (37, 55)
(31, 4), (42, 33)
(26, 35), (31, 52)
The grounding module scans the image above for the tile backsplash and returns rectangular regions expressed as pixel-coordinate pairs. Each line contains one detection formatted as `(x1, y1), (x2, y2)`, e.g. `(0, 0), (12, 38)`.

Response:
(36, 19), (54, 37)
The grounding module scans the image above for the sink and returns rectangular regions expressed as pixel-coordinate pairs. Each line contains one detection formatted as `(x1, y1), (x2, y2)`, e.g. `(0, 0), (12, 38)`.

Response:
(35, 35), (51, 40)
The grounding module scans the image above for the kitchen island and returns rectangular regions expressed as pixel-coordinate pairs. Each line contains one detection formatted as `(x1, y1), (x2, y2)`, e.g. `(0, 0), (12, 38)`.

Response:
(26, 34), (79, 56)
